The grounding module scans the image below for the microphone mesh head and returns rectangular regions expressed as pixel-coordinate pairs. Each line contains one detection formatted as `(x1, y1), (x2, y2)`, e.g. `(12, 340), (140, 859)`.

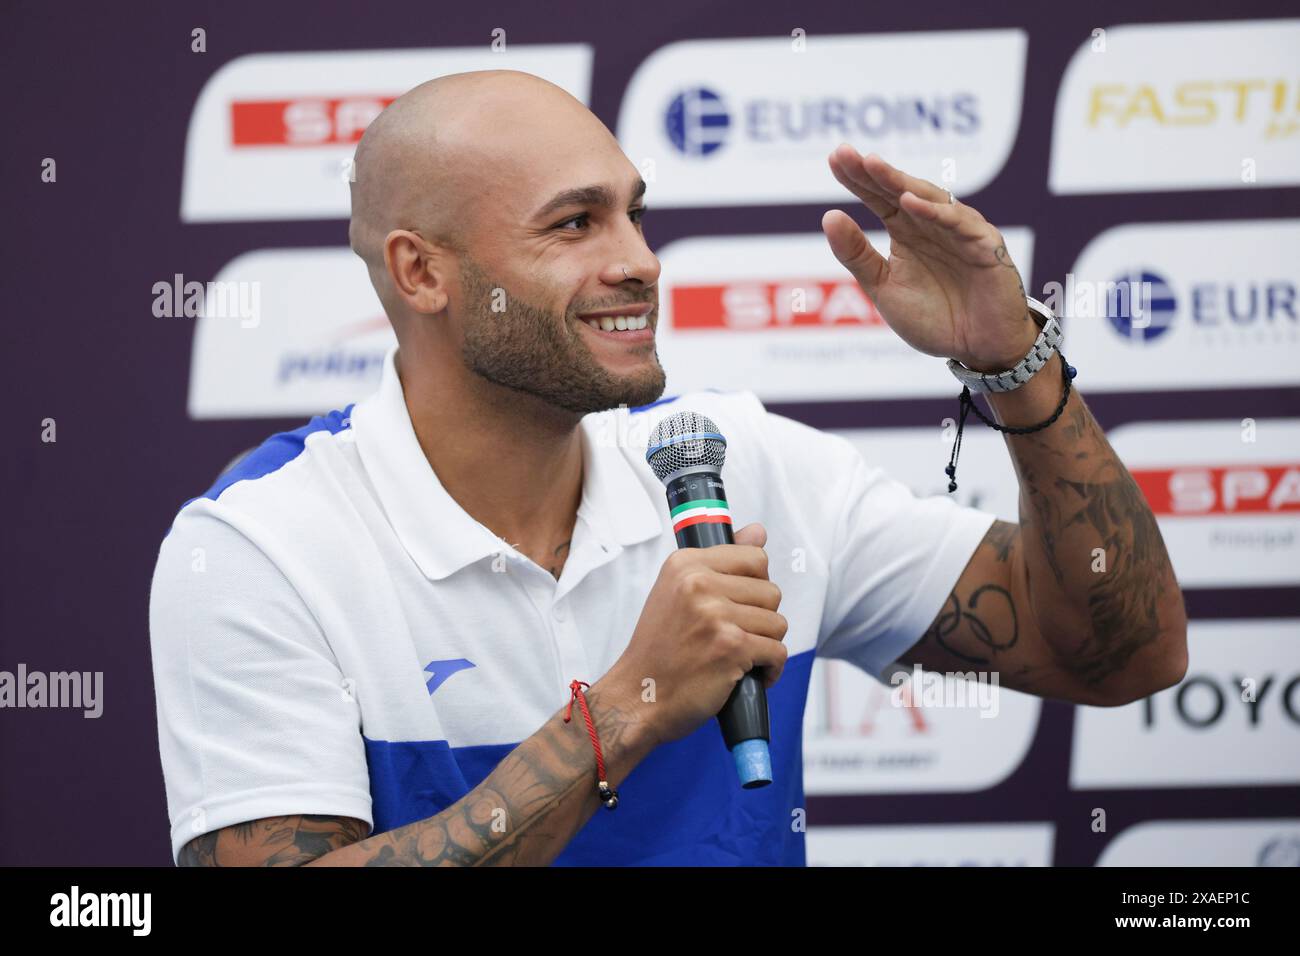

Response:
(646, 410), (727, 482)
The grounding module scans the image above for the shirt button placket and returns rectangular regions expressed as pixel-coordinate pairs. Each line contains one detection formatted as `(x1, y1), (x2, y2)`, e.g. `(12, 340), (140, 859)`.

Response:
(551, 594), (592, 702)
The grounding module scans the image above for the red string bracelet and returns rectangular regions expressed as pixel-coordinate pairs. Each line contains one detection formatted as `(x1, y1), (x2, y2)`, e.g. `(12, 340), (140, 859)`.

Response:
(564, 679), (619, 810)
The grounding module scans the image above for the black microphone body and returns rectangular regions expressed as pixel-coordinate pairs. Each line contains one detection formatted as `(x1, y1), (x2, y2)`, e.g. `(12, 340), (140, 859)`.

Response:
(648, 413), (773, 788)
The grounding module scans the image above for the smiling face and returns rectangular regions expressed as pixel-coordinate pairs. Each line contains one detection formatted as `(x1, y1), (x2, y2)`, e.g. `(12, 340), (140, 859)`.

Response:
(350, 70), (667, 417)
(455, 166), (666, 415)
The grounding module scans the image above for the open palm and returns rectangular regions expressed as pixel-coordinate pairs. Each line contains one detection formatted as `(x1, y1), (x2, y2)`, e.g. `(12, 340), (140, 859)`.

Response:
(821, 144), (1036, 373)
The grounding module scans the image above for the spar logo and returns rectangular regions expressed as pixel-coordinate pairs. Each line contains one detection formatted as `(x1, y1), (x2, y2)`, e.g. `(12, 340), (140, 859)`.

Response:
(182, 46), (593, 220)
(1133, 463), (1300, 515)
(1104, 270), (1176, 343)
(670, 278), (888, 331)
(230, 95), (395, 147)
(664, 87), (981, 159)
(665, 88), (731, 157)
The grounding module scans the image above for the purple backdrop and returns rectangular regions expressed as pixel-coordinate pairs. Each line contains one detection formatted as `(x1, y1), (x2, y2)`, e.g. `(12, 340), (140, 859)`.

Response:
(2, 0), (1297, 865)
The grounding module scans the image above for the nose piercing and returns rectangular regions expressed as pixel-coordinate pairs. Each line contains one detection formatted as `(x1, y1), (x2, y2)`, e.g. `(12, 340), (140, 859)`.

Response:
(622, 266), (630, 280)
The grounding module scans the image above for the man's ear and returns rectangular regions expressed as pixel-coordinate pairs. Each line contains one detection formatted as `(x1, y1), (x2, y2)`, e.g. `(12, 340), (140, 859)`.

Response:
(382, 229), (452, 315)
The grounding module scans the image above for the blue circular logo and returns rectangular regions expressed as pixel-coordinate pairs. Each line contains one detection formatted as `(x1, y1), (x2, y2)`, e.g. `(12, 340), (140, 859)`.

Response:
(665, 88), (731, 157)
(1105, 270), (1176, 342)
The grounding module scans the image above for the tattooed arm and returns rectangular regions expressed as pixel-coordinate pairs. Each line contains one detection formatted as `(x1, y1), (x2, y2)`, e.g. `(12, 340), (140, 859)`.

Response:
(899, 350), (1188, 707)
(178, 678), (655, 866)
(178, 815), (369, 866)
(814, 148), (1187, 705)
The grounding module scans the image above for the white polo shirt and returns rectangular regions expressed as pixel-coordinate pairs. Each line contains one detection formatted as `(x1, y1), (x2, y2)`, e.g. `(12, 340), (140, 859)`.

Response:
(149, 347), (994, 866)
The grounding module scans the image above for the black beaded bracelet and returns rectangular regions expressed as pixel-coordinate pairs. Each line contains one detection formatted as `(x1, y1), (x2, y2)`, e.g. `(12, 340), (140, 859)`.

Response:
(945, 351), (1077, 493)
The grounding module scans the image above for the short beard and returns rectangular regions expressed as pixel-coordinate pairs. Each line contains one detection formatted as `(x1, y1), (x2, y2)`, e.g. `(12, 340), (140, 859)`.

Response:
(456, 255), (666, 416)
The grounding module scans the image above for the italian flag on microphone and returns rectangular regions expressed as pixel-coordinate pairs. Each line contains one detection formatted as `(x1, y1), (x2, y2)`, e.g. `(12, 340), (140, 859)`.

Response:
(670, 498), (732, 534)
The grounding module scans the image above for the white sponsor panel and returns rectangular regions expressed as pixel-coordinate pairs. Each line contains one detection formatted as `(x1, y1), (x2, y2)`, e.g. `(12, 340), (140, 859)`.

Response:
(807, 823), (1054, 866)
(656, 228), (1033, 401)
(1109, 420), (1300, 588)
(188, 248), (394, 419)
(803, 656), (1041, 795)
(1071, 619), (1300, 790)
(618, 31), (1026, 207)
(1098, 819), (1300, 867)
(1059, 219), (1300, 392)
(182, 45), (593, 222)
(1050, 19), (1300, 194)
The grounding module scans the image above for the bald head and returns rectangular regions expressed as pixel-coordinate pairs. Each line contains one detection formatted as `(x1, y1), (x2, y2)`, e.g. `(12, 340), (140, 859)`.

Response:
(348, 70), (620, 314)
(346, 69), (664, 416)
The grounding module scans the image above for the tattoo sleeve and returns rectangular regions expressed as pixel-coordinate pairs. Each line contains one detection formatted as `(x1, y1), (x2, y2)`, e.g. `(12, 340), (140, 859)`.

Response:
(178, 815), (369, 867)
(905, 350), (1187, 704)
(983, 351), (1186, 698)
(178, 681), (655, 867)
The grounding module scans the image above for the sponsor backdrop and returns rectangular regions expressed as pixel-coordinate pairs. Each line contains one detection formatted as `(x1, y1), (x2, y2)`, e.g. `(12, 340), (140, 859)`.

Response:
(3, 1), (1298, 866)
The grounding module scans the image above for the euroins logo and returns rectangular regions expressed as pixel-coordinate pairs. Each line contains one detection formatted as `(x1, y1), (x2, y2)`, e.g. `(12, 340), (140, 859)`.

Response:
(664, 86), (981, 158)
(1105, 270), (1177, 343)
(665, 88), (732, 157)
(1105, 269), (1299, 345)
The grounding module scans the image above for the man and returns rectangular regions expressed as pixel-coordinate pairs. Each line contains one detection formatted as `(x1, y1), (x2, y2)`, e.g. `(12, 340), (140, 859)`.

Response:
(149, 70), (1188, 867)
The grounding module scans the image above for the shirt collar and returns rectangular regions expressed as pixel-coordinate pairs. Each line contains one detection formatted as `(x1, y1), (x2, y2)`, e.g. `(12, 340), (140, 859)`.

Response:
(351, 347), (662, 582)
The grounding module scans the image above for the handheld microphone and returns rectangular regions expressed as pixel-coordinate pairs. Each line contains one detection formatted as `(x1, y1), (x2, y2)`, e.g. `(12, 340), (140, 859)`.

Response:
(645, 410), (772, 789)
